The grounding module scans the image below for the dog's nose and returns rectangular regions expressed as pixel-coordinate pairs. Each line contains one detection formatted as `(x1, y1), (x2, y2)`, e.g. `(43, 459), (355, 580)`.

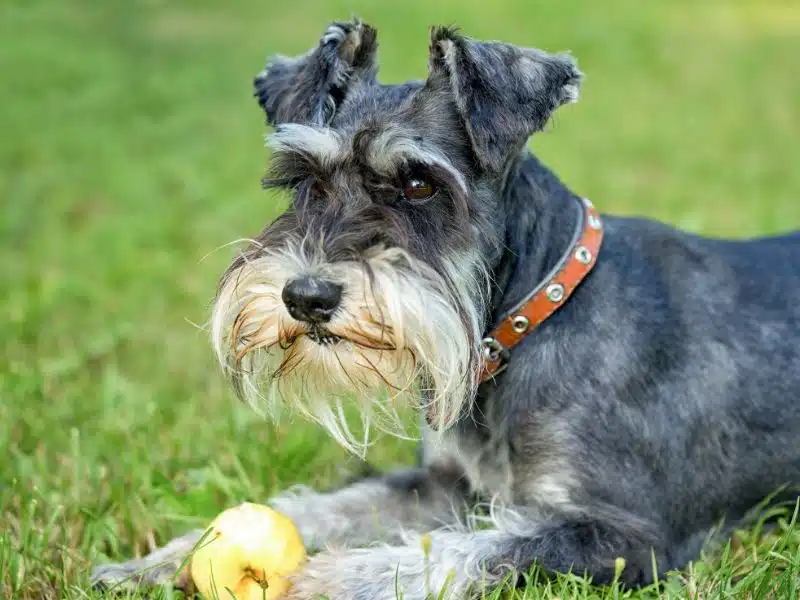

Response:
(282, 277), (343, 323)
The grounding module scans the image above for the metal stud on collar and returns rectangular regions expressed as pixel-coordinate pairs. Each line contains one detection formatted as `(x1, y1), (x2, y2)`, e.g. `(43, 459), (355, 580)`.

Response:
(546, 283), (565, 303)
(575, 246), (593, 265)
(481, 337), (504, 362)
(478, 195), (604, 383)
(511, 315), (530, 333)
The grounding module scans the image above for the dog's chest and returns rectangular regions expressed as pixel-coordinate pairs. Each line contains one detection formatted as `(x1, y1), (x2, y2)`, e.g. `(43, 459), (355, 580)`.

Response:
(421, 389), (578, 507)
(421, 396), (516, 502)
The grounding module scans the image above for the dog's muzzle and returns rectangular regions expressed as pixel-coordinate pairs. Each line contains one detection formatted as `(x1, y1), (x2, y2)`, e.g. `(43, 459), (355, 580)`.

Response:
(210, 244), (484, 454)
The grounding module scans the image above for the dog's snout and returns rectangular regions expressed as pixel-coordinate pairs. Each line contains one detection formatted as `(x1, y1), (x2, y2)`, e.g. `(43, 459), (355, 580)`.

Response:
(282, 276), (342, 323)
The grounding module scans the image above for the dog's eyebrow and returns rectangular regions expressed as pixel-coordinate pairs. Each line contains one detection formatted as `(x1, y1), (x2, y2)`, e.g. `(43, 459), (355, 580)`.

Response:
(365, 127), (468, 195)
(266, 123), (345, 170)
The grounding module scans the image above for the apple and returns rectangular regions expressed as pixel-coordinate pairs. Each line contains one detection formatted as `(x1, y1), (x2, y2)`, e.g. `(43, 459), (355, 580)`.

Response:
(190, 502), (307, 599)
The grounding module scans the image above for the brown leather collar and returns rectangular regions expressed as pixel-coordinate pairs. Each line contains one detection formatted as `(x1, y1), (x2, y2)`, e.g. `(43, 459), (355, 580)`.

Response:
(478, 197), (604, 383)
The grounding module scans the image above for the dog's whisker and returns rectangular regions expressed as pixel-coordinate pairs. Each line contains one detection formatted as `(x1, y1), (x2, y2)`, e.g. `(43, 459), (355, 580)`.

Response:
(350, 349), (403, 393)
(198, 237), (265, 266)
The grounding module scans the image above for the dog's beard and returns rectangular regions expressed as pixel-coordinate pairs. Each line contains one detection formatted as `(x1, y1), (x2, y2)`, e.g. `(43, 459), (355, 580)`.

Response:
(210, 242), (488, 455)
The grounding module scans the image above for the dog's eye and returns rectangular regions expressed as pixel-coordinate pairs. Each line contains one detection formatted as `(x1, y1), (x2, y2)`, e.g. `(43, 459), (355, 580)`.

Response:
(402, 177), (438, 202)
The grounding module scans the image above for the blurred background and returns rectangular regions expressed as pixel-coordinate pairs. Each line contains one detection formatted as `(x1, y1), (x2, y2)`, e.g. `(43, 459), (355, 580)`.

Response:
(1, 0), (798, 597)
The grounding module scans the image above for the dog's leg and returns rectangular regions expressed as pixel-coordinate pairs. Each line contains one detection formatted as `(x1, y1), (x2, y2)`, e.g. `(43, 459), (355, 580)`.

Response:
(269, 466), (470, 550)
(285, 506), (665, 600)
(90, 465), (469, 593)
(90, 530), (205, 593)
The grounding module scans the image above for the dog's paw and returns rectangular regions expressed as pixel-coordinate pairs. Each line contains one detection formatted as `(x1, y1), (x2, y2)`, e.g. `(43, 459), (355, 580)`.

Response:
(90, 560), (186, 594)
(90, 560), (192, 595)
(89, 530), (202, 594)
(284, 548), (386, 600)
(90, 562), (140, 592)
(284, 541), (462, 600)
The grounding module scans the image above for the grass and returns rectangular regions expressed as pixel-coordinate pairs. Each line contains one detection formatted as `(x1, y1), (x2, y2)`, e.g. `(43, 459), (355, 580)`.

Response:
(1, 0), (799, 597)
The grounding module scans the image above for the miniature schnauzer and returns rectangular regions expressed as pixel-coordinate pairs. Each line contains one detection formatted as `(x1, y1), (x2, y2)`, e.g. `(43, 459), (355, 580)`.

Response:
(92, 18), (800, 599)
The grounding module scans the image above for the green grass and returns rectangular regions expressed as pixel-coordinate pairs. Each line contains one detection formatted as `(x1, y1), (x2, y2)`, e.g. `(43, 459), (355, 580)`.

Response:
(2, 0), (799, 597)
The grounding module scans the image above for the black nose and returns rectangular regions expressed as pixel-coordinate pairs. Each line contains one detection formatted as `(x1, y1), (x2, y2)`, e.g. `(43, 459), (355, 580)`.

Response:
(282, 277), (343, 323)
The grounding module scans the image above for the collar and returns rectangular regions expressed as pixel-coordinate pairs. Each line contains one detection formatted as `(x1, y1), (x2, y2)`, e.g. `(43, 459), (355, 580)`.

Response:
(478, 196), (604, 383)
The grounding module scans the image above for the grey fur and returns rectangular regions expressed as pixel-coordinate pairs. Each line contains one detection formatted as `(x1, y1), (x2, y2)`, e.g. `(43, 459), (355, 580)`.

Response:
(268, 469), (471, 550)
(90, 530), (204, 592)
(91, 17), (800, 599)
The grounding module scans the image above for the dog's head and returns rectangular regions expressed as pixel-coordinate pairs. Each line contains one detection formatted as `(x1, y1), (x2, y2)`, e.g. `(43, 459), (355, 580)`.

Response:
(210, 19), (582, 453)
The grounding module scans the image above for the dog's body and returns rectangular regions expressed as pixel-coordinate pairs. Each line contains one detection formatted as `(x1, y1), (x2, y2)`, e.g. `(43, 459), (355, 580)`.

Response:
(91, 19), (800, 599)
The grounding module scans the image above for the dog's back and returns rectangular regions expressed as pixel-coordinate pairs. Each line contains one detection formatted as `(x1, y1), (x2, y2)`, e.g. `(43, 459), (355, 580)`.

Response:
(684, 227), (800, 516)
(581, 213), (800, 549)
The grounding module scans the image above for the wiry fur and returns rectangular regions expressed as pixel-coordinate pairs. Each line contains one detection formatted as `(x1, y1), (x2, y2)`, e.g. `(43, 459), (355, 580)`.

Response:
(92, 17), (800, 600)
(210, 239), (488, 453)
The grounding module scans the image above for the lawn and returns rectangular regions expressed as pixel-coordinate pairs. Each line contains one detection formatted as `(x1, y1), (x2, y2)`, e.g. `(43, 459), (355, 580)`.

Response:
(1, 0), (799, 598)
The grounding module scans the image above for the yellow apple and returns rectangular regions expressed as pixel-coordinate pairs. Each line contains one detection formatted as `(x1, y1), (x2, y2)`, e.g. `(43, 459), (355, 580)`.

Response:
(190, 502), (307, 600)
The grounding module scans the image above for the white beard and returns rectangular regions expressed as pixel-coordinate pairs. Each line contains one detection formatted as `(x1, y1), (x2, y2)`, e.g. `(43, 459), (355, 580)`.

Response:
(210, 239), (489, 455)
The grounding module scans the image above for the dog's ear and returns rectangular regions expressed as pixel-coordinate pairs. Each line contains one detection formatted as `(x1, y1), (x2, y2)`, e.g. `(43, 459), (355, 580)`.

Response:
(426, 26), (582, 174)
(254, 18), (379, 127)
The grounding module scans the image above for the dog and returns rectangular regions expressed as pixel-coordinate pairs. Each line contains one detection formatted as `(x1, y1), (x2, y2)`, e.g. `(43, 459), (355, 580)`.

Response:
(91, 18), (800, 599)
